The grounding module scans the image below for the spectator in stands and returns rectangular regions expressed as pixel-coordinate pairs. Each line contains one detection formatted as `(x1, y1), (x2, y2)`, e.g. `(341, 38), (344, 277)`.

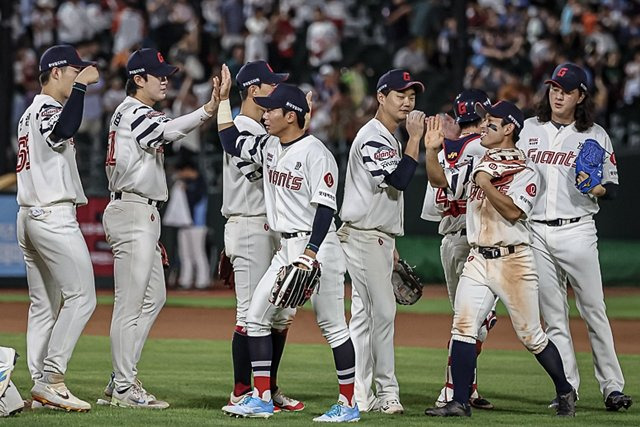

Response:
(306, 7), (342, 68)
(57, 0), (89, 44)
(393, 38), (428, 74)
(245, 7), (270, 62)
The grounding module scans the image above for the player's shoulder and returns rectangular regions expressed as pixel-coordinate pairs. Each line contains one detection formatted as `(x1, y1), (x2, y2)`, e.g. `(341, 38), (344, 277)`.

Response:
(584, 122), (609, 139)
(353, 118), (393, 146)
(522, 116), (545, 130)
(305, 134), (337, 161)
(117, 96), (153, 118)
(234, 114), (266, 135)
(31, 94), (62, 116)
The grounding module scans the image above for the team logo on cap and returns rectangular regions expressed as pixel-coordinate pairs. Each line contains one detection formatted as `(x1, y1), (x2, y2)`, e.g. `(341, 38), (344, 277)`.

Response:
(324, 172), (334, 187)
(157, 52), (165, 63)
(403, 72), (411, 81)
(285, 101), (303, 113)
(556, 67), (568, 77)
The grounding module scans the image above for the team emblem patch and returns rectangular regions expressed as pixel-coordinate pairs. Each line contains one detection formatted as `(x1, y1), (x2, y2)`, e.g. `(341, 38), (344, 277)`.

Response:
(373, 147), (397, 161)
(467, 255), (474, 262)
(295, 162), (302, 170)
(151, 213), (155, 221)
(526, 183), (537, 196)
(378, 238), (383, 246)
(264, 223), (270, 231)
(324, 173), (334, 187)
(489, 163), (498, 170)
(610, 153), (617, 166)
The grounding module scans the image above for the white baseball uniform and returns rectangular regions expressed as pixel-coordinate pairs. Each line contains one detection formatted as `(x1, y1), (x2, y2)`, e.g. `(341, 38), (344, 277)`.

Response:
(16, 94), (96, 382)
(104, 96), (211, 391)
(337, 117), (404, 410)
(229, 131), (350, 349)
(518, 118), (624, 397)
(421, 134), (499, 405)
(452, 155), (548, 356)
(222, 115), (289, 330)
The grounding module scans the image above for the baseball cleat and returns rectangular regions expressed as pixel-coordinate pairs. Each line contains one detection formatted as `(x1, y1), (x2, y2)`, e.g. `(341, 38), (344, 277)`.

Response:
(556, 389), (577, 417)
(30, 400), (63, 411)
(222, 395), (274, 418)
(313, 401), (360, 422)
(105, 374), (160, 402)
(605, 391), (632, 411)
(110, 383), (169, 409)
(226, 391), (251, 406)
(31, 373), (91, 412)
(379, 398), (404, 414)
(548, 396), (558, 409)
(425, 400), (471, 417)
(103, 372), (115, 398)
(273, 389), (305, 412)
(469, 396), (494, 410)
(0, 347), (17, 397)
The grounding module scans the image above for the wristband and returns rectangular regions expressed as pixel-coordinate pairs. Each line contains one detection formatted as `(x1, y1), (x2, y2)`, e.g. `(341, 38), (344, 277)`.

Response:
(305, 243), (319, 253)
(217, 99), (233, 124)
(72, 82), (87, 93)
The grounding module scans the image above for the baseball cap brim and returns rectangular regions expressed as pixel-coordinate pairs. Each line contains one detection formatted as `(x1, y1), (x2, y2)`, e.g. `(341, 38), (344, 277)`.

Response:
(253, 96), (284, 111)
(383, 81), (425, 93)
(68, 59), (97, 69)
(148, 63), (179, 77)
(544, 79), (579, 92)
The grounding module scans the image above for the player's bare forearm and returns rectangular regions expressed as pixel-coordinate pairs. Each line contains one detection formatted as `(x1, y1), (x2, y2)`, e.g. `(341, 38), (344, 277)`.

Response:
(404, 110), (425, 161)
(404, 135), (420, 160)
(589, 184), (606, 197)
(425, 148), (447, 188)
(478, 180), (523, 222)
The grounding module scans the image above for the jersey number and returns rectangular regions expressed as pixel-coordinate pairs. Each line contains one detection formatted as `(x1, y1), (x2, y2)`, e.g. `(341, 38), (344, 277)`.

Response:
(16, 135), (30, 172)
(106, 131), (116, 166)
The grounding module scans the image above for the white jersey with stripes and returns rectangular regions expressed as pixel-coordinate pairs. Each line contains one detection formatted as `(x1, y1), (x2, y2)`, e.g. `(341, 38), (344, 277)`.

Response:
(16, 94), (87, 207)
(340, 118), (405, 236)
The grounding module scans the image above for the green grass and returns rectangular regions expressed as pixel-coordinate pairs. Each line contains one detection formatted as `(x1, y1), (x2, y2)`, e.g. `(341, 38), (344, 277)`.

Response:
(1, 333), (638, 426)
(1, 292), (639, 319)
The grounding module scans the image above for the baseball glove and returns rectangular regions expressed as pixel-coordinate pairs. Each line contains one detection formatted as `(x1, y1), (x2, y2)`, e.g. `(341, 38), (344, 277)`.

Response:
(218, 248), (235, 289)
(392, 259), (423, 305)
(472, 148), (527, 185)
(575, 138), (606, 194)
(269, 255), (321, 308)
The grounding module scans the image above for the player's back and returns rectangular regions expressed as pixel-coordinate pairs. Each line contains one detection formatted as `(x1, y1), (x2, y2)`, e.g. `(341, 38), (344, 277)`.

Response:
(106, 96), (167, 201)
(16, 94), (87, 207)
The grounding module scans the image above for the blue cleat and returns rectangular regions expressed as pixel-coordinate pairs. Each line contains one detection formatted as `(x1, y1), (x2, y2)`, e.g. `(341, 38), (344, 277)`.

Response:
(222, 395), (274, 418)
(313, 402), (360, 423)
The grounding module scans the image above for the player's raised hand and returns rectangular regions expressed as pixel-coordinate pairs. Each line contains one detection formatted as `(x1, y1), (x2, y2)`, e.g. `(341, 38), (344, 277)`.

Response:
(406, 110), (426, 139)
(439, 113), (461, 140)
(424, 115), (444, 151)
(220, 64), (232, 100)
(204, 75), (221, 116)
(75, 65), (99, 85)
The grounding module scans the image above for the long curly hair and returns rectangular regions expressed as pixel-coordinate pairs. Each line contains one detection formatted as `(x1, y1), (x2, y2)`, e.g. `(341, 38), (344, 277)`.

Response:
(534, 86), (595, 132)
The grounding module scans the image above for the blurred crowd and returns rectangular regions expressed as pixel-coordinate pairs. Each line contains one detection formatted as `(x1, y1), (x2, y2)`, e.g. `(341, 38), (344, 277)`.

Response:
(9, 0), (640, 194)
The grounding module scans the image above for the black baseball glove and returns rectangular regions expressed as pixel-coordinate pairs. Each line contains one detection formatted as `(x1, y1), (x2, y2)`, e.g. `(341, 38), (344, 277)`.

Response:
(392, 259), (423, 305)
(270, 255), (321, 308)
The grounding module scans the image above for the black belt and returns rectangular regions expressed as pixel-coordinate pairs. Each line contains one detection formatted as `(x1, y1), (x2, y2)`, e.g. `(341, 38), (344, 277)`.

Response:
(478, 245), (516, 259)
(448, 229), (466, 236)
(113, 192), (165, 209)
(282, 231), (311, 239)
(533, 217), (581, 227)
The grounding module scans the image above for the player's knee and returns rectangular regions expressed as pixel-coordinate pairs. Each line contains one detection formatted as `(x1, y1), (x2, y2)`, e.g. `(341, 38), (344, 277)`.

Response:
(518, 329), (547, 353)
(452, 318), (479, 341)
(451, 333), (477, 345)
(322, 326), (350, 348)
(246, 320), (271, 336)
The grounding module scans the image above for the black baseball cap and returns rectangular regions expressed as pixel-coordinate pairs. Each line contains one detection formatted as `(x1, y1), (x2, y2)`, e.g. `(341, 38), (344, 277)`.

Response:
(376, 69), (425, 93)
(253, 83), (309, 114)
(127, 48), (178, 77)
(475, 100), (524, 130)
(236, 61), (289, 89)
(39, 45), (95, 73)
(545, 63), (588, 93)
(454, 89), (491, 124)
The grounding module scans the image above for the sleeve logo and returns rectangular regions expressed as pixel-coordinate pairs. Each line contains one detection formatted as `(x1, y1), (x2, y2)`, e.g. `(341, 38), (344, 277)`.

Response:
(373, 146), (397, 160)
(324, 172), (334, 187)
(610, 153), (617, 166)
(526, 183), (537, 196)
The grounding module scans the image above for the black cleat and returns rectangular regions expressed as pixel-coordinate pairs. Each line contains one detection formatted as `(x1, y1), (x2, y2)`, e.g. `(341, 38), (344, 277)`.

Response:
(605, 392), (632, 412)
(470, 396), (494, 410)
(425, 400), (471, 417)
(556, 389), (577, 417)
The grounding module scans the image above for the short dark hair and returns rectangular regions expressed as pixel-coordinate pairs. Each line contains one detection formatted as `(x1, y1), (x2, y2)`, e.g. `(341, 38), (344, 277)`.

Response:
(239, 87), (249, 101)
(459, 118), (481, 131)
(39, 70), (52, 86)
(501, 118), (521, 143)
(534, 86), (594, 132)
(282, 108), (305, 129)
(126, 75), (148, 96)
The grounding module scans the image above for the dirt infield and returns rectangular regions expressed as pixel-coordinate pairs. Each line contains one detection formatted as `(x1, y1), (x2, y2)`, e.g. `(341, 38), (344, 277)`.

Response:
(1, 286), (639, 354)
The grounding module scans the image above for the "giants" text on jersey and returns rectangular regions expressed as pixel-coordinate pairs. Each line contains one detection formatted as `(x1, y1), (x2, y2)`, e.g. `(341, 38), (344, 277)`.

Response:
(527, 148), (577, 167)
(267, 169), (303, 190)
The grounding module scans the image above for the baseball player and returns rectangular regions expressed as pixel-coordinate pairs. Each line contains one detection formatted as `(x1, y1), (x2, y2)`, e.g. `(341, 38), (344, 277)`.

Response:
(222, 61), (303, 412)
(518, 63), (632, 411)
(217, 64), (359, 422)
(421, 89), (498, 410)
(337, 69), (424, 414)
(102, 48), (219, 409)
(16, 44), (99, 412)
(424, 101), (576, 417)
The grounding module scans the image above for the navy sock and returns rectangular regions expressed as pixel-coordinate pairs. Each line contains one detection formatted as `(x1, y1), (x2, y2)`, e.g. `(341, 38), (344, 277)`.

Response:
(270, 328), (289, 393)
(331, 339), (356, 405)
(231, 327), (252, 396)
(534, 340), (572, 395)
(451, 340), (477, 405)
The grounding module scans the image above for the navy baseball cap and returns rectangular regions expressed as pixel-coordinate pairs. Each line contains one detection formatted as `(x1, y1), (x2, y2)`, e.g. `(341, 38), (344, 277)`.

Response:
(545, 63), (588, 93)
(236, 61), (289, 89)
(39, 44), (95, 73)
(376, 69), (425, 93)
(253, 83), (309, 114)
(454, 89), (491, 124)
(127, 48), (178, 78)
(475, 100), (524, 130)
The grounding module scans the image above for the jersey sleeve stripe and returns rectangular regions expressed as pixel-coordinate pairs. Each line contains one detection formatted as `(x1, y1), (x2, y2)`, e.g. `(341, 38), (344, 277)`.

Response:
(131, 114), (146, 130)
(370, 169), (388, 177)
(135, 122), (160, 144)
(362, 156), (374, 163)
(363, 140), (388, 149)
(146, 135), (164, 148)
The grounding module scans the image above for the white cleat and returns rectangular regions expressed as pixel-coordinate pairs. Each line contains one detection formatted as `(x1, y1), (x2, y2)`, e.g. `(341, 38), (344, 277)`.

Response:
(379, 398), (404, 414)
(110, 383), (169, 409)
(31, 373), (91, 412)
